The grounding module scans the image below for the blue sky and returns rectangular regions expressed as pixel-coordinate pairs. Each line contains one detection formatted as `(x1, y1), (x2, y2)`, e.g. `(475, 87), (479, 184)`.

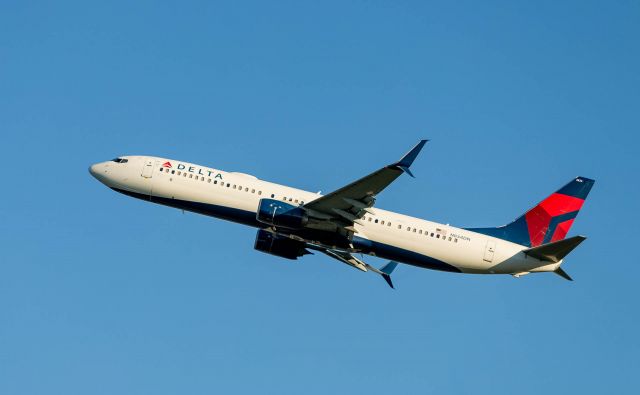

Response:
(1, 1), (639, 394)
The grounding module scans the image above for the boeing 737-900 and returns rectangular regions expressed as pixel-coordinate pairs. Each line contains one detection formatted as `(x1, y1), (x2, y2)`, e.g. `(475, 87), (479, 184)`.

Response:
(89, 141), (594, 288)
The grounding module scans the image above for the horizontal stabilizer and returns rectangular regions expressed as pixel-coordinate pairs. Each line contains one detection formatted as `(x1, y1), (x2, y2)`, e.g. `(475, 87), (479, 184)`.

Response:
(523, 235), (586, 263)
(554, 267), (573, 281)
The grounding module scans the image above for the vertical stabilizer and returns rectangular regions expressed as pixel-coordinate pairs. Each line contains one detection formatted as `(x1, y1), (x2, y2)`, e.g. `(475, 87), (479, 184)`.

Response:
(467, 177), (595, 247)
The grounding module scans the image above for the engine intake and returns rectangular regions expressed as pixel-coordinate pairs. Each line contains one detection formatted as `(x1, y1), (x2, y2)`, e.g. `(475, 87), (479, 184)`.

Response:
(256, 198), (308, 229)
(254, 229), (308, 260)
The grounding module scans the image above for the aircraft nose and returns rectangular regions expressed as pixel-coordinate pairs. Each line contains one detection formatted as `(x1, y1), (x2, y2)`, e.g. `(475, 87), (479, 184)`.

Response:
(89, 163), (99, 177)
(89, 162), (108, 182)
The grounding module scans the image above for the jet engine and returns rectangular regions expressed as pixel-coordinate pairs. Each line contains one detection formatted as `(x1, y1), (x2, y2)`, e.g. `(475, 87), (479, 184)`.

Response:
(256, 198), (308, 229)
(254, 229), (309, 260)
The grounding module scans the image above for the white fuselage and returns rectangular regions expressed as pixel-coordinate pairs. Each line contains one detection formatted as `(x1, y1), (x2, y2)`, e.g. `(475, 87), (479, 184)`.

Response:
(89, 156), (561, 276)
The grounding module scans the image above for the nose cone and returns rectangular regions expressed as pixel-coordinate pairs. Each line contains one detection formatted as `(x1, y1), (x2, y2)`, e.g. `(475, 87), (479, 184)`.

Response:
(89, 162), (110, 184)
(89, 163), (100, 178)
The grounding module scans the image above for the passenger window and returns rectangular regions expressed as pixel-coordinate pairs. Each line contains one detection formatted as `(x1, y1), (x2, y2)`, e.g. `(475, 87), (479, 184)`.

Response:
(436, 234), (440, 238)
(226, 183), (230, 187)
(388, 222), (391, 226)
(300, 201), (304, 204)
(413, 228), (417, 233)
(398, 225), (402, 229)
(380, 220), (384, 225)
(171, 170), (175, 174)
(251, 189), (255, 193)
(270, 193), (274, 198)
(368, 217), (372, 222)
(208, 179), (211, 183)
(448, 237), (452, 241)
(183, 173), (187, 177)
(294, 199), (298, 203)
(375, 219), (379, 224)
(189, 174), (193, 179)
(419, 230), (422, 234)
(159, 168), (163, 172)
(214, 180), (217, 184)
(454, 239), (458, 243)
(430, 233), (434, 237)
(245, 187), (249, 192)
(177, 171), (181, 176)
(258, 191), (262, 195)
(289, 198), (293, 202)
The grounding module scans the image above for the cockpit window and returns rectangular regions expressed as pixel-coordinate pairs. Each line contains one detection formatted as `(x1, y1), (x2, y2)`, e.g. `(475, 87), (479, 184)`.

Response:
(111, 158), (128, 163)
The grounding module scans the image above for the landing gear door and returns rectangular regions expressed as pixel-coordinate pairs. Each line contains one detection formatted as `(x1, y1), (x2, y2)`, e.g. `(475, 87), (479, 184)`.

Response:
(141, 158), (154, 178)
(483, 240), (496, 263)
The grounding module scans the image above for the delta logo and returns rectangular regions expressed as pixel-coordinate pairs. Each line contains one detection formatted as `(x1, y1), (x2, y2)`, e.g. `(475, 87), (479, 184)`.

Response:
(162, 161), (224, 180)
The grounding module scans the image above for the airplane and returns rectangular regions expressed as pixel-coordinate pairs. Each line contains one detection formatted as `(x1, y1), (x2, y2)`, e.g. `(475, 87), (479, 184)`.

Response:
(89, 140), (594, 288)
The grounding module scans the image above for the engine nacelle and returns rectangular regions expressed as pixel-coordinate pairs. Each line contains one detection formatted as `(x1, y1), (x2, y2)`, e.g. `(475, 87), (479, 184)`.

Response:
(254, 229), (308, 260)
(256, 198), (308, 229)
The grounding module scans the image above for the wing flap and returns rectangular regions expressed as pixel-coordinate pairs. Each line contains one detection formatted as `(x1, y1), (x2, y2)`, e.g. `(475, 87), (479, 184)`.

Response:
(321, 249), (368, 272)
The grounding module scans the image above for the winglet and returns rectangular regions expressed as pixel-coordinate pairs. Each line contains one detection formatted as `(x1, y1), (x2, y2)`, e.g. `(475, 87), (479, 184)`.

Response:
(379, 261), (399, 289)
(392, 140), (428, 178)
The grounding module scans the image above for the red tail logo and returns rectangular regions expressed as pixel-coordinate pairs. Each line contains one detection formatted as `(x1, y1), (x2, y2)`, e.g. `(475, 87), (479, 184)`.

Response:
(162, 161), (172, 168)
(525, 193), (585, 246)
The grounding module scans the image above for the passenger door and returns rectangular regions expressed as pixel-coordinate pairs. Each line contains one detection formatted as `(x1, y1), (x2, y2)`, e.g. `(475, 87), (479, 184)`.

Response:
(483, 240), (496, 263)
(141, 158), (154, 178)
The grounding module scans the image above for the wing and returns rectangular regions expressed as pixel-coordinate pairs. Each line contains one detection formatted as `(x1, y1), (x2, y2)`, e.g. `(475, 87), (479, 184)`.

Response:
(303, 140), (428, 231)
(312, 246), (399, 289)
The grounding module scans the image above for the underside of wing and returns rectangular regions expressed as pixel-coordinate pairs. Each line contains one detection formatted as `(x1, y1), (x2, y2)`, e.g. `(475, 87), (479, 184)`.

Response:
(314, 246), (399, 288)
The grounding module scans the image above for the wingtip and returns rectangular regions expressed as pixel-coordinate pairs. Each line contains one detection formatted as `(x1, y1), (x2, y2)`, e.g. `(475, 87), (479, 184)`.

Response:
(382, 273), (395, 289)
(397, 165), (415, 178)
(380, 261), (399, 275)
(381, 261), (398, 289)
(393, 140), (428, 173)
